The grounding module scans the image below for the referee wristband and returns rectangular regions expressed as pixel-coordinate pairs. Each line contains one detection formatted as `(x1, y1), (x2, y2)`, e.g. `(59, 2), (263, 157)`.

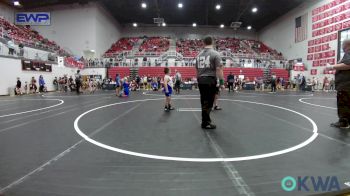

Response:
(219, 79), (224, 85)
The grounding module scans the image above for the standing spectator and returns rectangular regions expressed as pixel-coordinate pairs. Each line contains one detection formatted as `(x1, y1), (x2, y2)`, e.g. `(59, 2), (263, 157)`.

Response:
(38, 75), (45, 93)
(147, 75), (152, 90)
(136, 75), (141, 90)
(115, 74), (121, 96)
(323, 77), (329, 92)
(143, 75), (148, 89)
(227, 72), (235, 93)
(68, 76), (74, 92)
(30, 77), (37, 93)
(53, 77), (58, 91)
(15, 77), (22, 95)
(271, 74), (277, 93)
(312, 77), (318, 91)
(19, 44), (24, 57)
(300, 76), (306, 91)
(174, 71), (182, 94)
(327, 39), (350, 128)
(157, 76), (161, 90)
(7, 40), (15, 55)
(330, 78), (335, 91)
(75, 70), (82, 94)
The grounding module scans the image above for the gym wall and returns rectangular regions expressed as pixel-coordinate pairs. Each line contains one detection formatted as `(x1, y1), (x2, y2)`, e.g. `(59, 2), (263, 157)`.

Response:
(259, 0), (350, 77)
(29, 2), (122, 57)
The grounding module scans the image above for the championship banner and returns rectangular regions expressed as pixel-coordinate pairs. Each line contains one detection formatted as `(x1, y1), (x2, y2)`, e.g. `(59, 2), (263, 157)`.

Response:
(293, 63), (305, 71)
(324, 69), (336, 74)
(311, 69), (317, 75)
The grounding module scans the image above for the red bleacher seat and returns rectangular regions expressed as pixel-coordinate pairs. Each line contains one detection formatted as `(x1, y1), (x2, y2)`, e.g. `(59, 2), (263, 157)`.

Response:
(104, 37), (139, 56)
(108, 67), (131, 79)
(139, 37), (170, 53)
(116, 67), (288, 81)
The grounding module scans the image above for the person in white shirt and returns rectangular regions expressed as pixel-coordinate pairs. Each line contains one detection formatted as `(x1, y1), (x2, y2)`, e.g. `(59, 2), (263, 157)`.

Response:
(163, 68), (174, 111)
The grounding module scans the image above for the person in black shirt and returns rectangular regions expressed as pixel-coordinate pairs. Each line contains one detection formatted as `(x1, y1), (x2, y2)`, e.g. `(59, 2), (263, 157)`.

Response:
(327, 39), (350, 128)
(75, 70), (82, 94)
(15, 77), (22, 95)
(227, 72), (234, 93)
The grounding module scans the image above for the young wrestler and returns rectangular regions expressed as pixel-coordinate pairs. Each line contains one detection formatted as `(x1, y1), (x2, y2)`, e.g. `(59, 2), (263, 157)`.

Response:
(163, 68), (174, 111)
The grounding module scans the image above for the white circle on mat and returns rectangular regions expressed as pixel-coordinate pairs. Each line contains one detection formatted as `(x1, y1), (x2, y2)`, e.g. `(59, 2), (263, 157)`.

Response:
(299, 97), (336, 110)
(0, 99), (64, 118)
(74, 98), (318, 162)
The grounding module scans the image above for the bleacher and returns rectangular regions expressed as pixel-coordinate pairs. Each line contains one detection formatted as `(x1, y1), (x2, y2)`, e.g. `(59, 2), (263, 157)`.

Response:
(108, 67), (289, 81)
(0, 17), (68, 55)
(176, 39), (204, 57)
(108, 67), (131, 78)
(139, 37), (170, 52)
(104, 37), (139, 57)
(271, 68), (289, 79)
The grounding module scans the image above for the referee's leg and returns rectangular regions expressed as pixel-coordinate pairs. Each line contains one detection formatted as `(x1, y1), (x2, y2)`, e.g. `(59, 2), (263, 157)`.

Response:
(198, 78), (216, 128)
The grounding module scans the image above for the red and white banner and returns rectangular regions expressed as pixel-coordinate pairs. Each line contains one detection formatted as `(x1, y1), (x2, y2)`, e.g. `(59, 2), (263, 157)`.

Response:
(293, 63), (305, 71)
(311, 69), (317, 75)
(324, 69), (336, 74)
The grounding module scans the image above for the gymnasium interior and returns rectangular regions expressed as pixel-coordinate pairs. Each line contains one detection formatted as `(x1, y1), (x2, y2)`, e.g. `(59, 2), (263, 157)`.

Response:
(0, 0), (350, 195)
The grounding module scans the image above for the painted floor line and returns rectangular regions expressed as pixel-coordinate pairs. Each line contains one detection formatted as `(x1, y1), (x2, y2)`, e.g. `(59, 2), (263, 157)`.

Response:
(74, 98), (319, 162)
(186, 99), (255, 196)
(299, 97), (337, 110)
(0, 99), (64, 118)
(0, 103), (141, 194)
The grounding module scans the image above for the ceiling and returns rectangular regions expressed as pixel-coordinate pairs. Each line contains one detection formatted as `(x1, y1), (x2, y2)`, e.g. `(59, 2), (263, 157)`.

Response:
(3, 0), (305, 31)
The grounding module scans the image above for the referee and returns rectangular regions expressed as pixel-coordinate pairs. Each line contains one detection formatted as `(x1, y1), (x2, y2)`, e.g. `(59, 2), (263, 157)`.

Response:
(195, 37), (224, 129)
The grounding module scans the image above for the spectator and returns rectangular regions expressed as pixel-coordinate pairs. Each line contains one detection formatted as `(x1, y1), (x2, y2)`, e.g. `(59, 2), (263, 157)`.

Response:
(329, 78), (335, 91)
(19, 43), (24, 57)
(227, 72), (235, 92)
(39, 75), (45, 93)
(7, 39), (15, 55)
(15, 77), (22, 95)
(53, 77), (58, 91)
(174, 71), (182, 94)
(30, 77), (37, 93)
(75, 70), (82, 94)
(68, 76), (74, 92)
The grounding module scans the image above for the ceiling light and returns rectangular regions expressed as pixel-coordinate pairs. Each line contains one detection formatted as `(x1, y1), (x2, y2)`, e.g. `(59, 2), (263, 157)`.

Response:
(220, 24), (224, 28)
(14, 1), (20, 6)
(252, 7), (258, 13)
(247, 26), (252, 30)
(162, 22), (166, 27)
(141, 2), (147, 8)
(133, 23), (138, 27)
(215, 4), (221, 10)
(178, 3), (183, 8)
(193, 23), (197, 27)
